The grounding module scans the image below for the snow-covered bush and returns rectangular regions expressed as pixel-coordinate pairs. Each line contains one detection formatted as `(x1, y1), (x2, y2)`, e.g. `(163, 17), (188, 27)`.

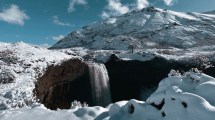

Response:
(193, 55), (213, 69)
(168, 69), (181, 77)
(70, 100), (88, 109)
(0, 68), (16, 84)
(0, 49), (18, 64)
(1, 90), (36, 110)
(0, 101), (9, 110)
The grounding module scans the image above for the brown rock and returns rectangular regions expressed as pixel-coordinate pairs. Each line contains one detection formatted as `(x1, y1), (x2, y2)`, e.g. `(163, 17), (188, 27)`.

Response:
(34, 59), (92, 110)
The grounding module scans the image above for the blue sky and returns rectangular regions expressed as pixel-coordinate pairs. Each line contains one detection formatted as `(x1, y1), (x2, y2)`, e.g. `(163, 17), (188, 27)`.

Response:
(0, 0), (215, 47)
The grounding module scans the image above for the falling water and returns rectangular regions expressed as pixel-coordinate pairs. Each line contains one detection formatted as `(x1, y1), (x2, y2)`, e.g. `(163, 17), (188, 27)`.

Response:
(87, 62), (112, 107)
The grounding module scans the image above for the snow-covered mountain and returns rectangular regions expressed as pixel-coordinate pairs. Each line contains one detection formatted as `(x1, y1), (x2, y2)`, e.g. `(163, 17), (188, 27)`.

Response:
(51, 7), (215, 50)
(204, 10), (215, 14)
(2, 7), (215, 120)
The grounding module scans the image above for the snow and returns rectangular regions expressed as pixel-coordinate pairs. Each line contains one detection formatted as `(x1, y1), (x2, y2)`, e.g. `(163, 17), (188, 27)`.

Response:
(2, 65), (215, 120)
(1, 7), (215, 120)
(108, 101), (127, 116)
(109, 99), (162, 120)
(107, 71), (215, 120)
(51, 7), (215, 50)
(49, 7), (215, 63)
(147, 71), (215, 120)
(57, 46), (215, 63)
(0, 42), (78, 110)
(0, 105), (108, 120)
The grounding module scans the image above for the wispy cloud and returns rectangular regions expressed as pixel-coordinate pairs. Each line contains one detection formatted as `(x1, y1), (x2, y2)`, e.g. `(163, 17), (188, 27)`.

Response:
(101, 0), (129, 19)
(68, 0), (87, 12)
(101, 0), (178, 19)
(52, 16), (71, 26)
(163, 0), (176, 6)
(0, 4), (29, 26)
(136, 0), (149, 9)
(52, 35), (65, 41)
(107, 0), (129, 14)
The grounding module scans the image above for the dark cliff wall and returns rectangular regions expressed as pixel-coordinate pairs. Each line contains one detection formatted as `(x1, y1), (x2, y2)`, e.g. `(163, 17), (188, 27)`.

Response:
(105, 57), (215, 103)
(34, 59), (92, 110)
(34, 56), (215, 110)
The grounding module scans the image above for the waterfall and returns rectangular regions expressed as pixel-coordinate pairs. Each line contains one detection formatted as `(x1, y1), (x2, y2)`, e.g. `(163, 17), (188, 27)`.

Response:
(87, 62), (112, 107)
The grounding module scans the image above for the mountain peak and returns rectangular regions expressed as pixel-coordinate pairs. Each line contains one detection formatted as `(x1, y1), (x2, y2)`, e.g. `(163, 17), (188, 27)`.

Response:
(131, 6), (162, 13)
(50, 8), (215, 50)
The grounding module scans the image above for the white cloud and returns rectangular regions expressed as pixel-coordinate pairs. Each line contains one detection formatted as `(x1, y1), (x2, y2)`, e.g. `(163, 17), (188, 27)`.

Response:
(68, 0), (87, 12)
(101, 0), (129, 19)
(52, 35), (65, 41)
(0, 4), (29, 26)
(101, 0), (177, 19)
(136, 0), (149, 9)
(53, 16), (71, 26)
(38, 44), (50, 48)
(163, 0), (176, 6)
(108, 0), (129, 14)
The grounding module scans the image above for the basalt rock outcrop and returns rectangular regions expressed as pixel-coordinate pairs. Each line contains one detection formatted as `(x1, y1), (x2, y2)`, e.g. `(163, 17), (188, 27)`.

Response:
(105, 56), (215, 103)
(34, 55), (215, 110)
(34, 59), (92, 110)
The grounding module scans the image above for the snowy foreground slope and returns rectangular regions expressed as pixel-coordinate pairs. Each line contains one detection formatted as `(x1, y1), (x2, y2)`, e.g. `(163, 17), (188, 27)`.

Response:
(0, 42), (77, 110)
(1, 70), (215, 120)
(51, 7), (215, 50)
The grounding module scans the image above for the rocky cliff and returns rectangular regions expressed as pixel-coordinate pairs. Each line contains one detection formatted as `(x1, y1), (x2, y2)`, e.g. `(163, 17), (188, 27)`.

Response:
(35, 59), (92, 110)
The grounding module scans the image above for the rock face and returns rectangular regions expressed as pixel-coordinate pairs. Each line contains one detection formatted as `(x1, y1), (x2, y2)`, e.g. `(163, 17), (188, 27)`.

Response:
(34, 55), (215, 110)
(35, 59), (92, 110)
(105, 57), (215, 103)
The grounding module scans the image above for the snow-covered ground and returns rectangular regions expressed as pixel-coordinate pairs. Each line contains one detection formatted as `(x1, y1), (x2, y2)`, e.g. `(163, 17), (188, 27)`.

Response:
(0, 104), (109, 120)
(1, 70), (215, 120)
(58, 46), (215, 63)
(0, 42), (77, 110)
